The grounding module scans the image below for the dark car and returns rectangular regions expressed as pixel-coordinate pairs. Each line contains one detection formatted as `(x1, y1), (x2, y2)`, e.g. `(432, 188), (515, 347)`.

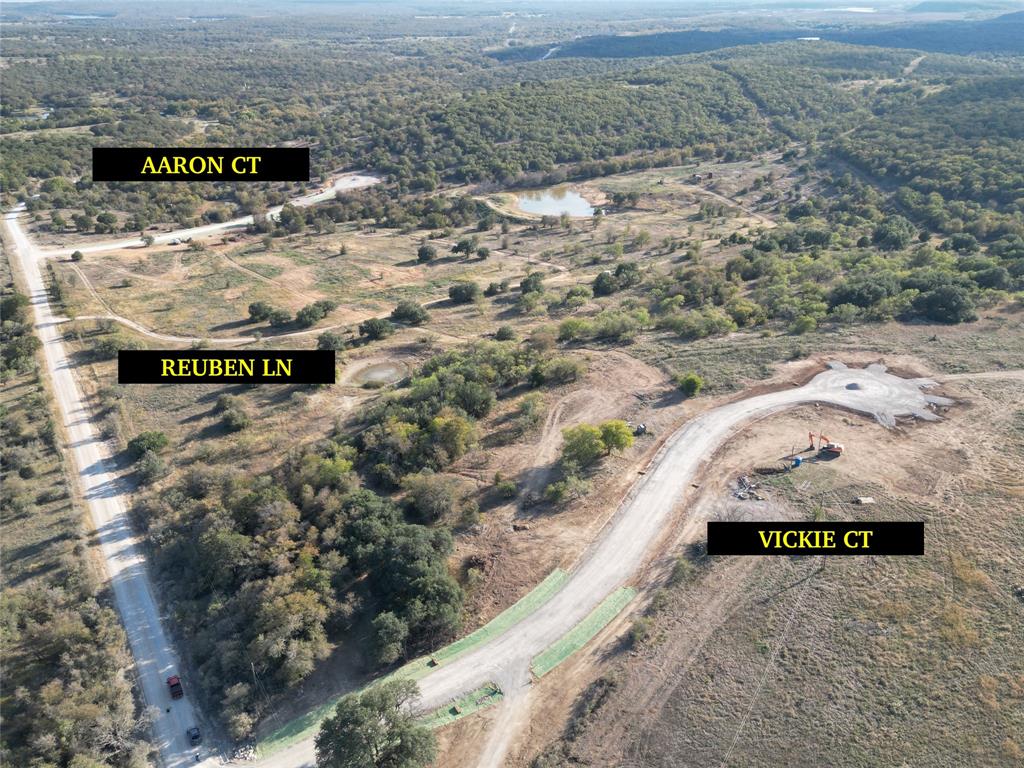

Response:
(187, 726), (201, 745)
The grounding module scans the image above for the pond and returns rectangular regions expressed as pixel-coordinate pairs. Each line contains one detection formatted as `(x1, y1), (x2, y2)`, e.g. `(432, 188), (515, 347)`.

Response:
(350, 361), (407, 387)
(515, 186), (595, 217)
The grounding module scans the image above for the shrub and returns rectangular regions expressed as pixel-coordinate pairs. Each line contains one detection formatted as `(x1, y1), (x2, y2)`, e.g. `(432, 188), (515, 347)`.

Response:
(70, 250), (84, 262)
(544, 474), (591, 504)
(136, 450), (168, 484)
(630, 617), (653, 647)
(531, 356), (585, 386)
(494, 325), (516, 341)
(558, 318), (593, 342)
(484, 281), (508, 297)
(92, 335), (142, 360)
(515, 392), (545, 434)
(496, 479), (518, 499)
(669, 556), (696, 585)
(520, 272), (545, 294)
(675, 372), (704, 397)
(417, 244), (437, 263)
(127, 431), (168, 461)
(789, 315), (817, 335)
(563, 285), (591, 308)
(218, 395), (252, 431)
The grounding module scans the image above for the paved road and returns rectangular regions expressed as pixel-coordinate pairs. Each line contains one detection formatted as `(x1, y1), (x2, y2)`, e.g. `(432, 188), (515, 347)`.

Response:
(1, 171), (380, 768)
(260, 362), (954, 767)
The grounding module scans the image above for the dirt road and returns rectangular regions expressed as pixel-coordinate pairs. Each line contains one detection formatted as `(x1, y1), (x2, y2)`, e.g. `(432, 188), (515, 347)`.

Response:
(3, 207), (218, 767)
(260, 362), (954, 767)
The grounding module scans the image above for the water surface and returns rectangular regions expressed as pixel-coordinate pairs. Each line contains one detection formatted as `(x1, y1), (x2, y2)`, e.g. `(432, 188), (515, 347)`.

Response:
(515, 186), (594, 217)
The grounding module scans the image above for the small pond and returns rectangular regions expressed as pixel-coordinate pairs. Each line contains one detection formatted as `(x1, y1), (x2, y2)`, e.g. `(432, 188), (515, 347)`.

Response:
(351, 361), (407, 387)
(515, 186), (595, 217)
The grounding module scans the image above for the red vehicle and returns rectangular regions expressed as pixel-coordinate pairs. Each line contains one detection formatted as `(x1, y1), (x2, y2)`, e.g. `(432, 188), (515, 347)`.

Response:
(167, 675), (184, 699)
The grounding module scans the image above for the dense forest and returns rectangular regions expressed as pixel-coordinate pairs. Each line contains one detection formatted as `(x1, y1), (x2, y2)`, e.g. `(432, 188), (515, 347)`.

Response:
(0, 15), (1005, 214)
(3, 18), (1022, 247)
(492, 10), (1024, 61)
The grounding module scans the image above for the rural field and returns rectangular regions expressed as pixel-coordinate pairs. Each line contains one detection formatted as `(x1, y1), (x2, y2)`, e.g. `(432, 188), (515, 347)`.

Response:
(1, 2), (1022, 768)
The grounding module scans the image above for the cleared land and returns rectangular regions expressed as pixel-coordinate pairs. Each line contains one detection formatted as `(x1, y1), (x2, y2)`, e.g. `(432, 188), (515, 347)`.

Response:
(524, 373), (1024, 768)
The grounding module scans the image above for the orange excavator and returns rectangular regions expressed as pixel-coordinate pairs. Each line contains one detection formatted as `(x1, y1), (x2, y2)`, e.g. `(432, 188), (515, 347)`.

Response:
(808, 431), (844, 457)
(819, 434), (844, 457)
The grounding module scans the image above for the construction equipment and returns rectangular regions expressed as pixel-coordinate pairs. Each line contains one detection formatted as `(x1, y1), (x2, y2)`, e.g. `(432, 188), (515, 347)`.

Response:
(806, 431), (844, 458)
(819, 440), (844, 457)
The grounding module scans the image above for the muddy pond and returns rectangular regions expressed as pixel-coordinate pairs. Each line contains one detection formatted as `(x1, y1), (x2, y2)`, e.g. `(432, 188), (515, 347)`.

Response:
(515, 186), (595, 217)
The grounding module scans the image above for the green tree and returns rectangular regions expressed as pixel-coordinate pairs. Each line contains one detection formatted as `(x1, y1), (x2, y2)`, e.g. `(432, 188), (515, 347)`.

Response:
(520, 272), (545, 294)
(913, 284), (977, 323)
(372, 612), (409, 666)
(448, 282), (481, 304)
(872, 215), (916, 251)
(561, 424), (606, 469)
(593, 271), (618, 296)
(317, 331), (347, 350)
(268, 308), (292, 327)
(391, 301), (430, 326)
(315, 680), (436, 768)
(359, 317), (395, 340)
(599, 420), (634, 454)
(417, 244), (437, 263)
(248, 301), (274, 322)
(127, 431), (169, 460)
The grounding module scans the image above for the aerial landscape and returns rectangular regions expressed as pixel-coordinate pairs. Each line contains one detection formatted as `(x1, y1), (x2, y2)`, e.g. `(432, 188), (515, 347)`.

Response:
(1, 0), (1022, 766)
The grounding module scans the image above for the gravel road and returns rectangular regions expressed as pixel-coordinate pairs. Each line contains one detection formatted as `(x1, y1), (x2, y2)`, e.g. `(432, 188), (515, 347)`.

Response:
(4, 206), (220, 767)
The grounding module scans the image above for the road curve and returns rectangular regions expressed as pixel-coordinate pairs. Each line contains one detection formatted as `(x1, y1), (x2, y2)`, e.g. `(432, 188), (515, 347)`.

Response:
(260, 362), (954, 767)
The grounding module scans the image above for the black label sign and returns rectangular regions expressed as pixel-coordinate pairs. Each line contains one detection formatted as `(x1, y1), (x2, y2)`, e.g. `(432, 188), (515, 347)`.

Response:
(93, 147), (309, 182)
(707, 521), (924, 556)
(119, 350), (335, 384)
